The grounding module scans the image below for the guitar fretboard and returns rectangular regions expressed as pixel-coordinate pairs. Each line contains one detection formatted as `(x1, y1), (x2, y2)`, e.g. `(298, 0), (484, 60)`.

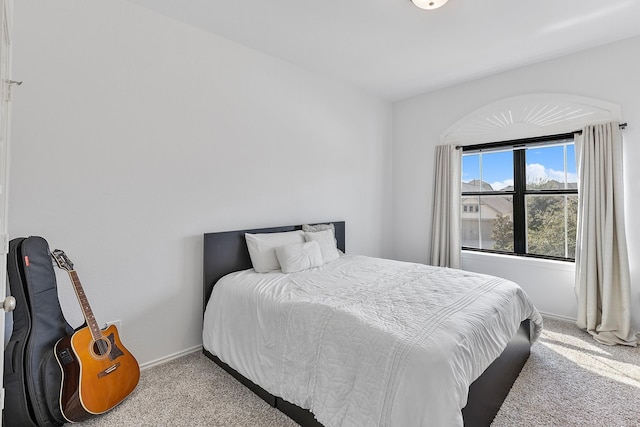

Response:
(69, 270), (102, 343)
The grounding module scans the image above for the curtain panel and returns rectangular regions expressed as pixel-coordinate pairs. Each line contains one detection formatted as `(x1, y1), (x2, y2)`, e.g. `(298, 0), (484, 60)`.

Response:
(429, 145), (461, 268)
(574, 121), (637, 346)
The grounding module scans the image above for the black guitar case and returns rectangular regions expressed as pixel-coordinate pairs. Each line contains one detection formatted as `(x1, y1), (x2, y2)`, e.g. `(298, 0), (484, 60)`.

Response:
(4, 236), (74, 427)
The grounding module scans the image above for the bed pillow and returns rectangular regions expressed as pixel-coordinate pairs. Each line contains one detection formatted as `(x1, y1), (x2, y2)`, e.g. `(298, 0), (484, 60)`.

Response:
(304, 229), (340, 264)
(303, 223), (339, 249)
(275, 241), (323, 273)
(245, 230), (305, 273)
(302, 223), (335, 234)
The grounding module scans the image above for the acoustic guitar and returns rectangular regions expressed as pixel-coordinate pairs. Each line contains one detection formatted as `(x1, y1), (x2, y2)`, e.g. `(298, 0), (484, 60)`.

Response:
(52, 249), (140, 423)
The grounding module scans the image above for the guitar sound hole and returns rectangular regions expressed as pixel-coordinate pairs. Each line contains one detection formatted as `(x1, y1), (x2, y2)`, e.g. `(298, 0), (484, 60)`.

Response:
(91, 338), (111, 358)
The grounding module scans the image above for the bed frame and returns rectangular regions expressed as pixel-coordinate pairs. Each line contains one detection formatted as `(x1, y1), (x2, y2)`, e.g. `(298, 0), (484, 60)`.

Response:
(202, 221), (531, 427)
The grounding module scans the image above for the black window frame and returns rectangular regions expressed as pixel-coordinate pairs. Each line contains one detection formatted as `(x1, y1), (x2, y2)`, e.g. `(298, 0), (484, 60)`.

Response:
(461, 132), (578, 262)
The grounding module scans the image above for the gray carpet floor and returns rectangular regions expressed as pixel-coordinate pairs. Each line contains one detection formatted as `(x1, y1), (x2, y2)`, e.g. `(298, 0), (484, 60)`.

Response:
(78, 317), (640, 426)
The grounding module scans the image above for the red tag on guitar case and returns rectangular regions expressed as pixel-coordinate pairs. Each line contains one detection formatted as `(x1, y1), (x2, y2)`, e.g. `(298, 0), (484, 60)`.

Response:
(24, 255), (30, 266)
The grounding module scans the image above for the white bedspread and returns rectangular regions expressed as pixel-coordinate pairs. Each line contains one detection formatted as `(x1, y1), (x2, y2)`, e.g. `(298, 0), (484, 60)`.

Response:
(202, 255), (543, 427)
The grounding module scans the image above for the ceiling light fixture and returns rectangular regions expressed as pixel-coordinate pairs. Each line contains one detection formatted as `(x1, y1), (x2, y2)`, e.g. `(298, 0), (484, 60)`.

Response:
(411, 0), (449, 10)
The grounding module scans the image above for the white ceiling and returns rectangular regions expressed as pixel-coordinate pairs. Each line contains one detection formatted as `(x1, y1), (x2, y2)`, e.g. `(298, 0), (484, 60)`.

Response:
(125, 0), (640, 101)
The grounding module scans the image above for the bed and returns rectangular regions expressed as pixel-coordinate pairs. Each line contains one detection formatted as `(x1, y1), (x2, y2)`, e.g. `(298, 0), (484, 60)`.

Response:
(202, 221), (542, 426)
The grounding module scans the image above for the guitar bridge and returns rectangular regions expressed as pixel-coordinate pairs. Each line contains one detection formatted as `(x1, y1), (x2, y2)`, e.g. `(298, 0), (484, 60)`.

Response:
(97, 362), (121, 378)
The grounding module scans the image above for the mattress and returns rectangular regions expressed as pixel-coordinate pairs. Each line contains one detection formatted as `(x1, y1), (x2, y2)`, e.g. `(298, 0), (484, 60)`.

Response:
(203, 255), (543, 427)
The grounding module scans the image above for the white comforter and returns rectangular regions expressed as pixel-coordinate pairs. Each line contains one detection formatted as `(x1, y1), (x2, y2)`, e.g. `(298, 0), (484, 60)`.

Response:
(202, 255), (543, 427)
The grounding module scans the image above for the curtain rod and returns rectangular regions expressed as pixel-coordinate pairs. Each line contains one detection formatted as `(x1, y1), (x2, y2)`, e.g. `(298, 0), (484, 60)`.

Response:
(574, 122), (627, 135)
(456, 122), (628, 151)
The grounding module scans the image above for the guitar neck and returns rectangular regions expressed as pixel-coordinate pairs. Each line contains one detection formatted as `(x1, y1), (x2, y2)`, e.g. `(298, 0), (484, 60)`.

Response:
(68, 270), (103, 342)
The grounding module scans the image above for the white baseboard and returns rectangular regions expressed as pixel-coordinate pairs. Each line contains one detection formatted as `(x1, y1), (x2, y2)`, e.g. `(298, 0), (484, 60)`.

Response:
(538, 311), (576, 323)
(140, 345), (202, 371)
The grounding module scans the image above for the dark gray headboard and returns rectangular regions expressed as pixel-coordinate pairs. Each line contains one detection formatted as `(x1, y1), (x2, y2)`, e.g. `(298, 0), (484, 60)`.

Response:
(203, 221), (345, 312)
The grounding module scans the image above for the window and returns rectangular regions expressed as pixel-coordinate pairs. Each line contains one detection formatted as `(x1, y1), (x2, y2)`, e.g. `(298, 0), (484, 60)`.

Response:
(461, 134), (577, 261)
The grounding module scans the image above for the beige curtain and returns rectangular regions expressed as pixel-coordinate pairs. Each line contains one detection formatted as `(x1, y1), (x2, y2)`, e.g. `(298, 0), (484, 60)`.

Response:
(574, 122), (637, 346)
(429, 144), (461, 268)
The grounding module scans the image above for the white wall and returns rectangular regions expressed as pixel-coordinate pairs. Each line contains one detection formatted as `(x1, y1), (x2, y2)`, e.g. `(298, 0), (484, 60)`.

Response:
(9, 0), (392, 365)
(392, 35), (640, 328)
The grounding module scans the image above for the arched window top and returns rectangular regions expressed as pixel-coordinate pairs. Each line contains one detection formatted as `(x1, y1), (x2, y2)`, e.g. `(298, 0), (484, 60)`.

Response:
(442, 93), (621, 145)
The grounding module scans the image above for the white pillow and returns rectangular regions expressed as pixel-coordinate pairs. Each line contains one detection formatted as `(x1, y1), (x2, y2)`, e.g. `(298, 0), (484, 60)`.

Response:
(302, 223), (335, 234)
(304, 229), (340, 264)
(245, 230), (305, 273)
(275, 241), (323, 273)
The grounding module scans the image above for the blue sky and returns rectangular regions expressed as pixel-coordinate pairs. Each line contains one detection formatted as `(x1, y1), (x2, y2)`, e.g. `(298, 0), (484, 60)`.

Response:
(462, 143), (576, 190)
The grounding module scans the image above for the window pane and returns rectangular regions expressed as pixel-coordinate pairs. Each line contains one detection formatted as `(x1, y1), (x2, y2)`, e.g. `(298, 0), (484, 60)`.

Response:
(461, 195), (513, 251)
(566, 144), (577, 189)
(526, 143), (576, 190)
(461, 195), (480, 248)
(462, 154), (482, 191)
(462, 151), (513, 192)
(526, 194), (577, 258)
(480, 151), (513, 191)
